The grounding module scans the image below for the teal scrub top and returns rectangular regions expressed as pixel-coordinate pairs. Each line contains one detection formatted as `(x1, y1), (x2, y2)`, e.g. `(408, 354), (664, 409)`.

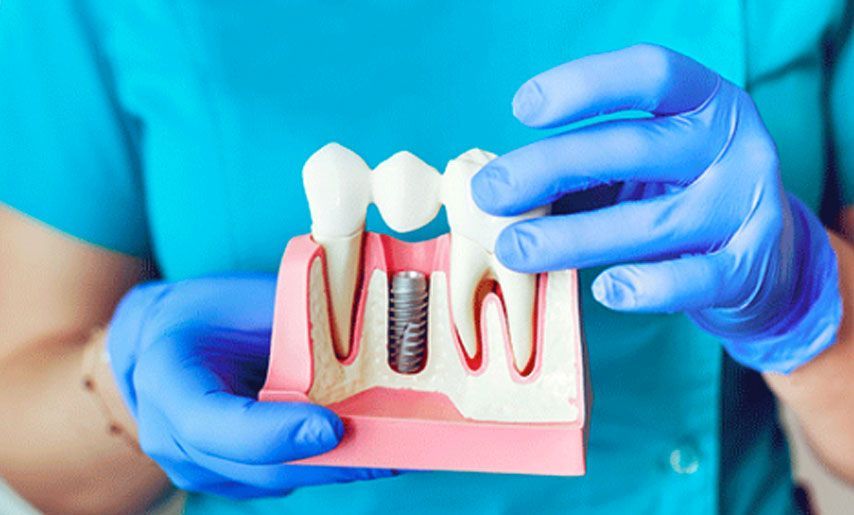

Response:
(2, 1), (853, 513)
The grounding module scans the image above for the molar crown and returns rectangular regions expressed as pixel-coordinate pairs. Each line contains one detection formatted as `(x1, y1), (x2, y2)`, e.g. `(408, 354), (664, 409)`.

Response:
(302, 143), (372, 237)
(372, 151), (442, 233)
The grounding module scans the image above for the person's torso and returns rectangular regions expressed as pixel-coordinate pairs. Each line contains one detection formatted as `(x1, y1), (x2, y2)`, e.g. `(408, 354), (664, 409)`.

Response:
(93, 1), (842, 513)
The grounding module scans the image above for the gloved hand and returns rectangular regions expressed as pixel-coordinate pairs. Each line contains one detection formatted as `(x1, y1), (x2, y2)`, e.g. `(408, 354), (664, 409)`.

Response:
(471, 44), (842, 374)
(107, 274), (394, 498)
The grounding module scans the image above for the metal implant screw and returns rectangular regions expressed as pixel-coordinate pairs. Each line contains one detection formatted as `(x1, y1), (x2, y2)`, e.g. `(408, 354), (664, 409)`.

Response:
(387, 271), (429, 375)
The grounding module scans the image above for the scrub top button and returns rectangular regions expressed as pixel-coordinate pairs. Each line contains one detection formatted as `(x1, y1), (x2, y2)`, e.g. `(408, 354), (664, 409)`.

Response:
(669, 445), (701, 475)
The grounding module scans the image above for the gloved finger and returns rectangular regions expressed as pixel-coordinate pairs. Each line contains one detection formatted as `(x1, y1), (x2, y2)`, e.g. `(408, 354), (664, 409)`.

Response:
(136, 275), (278, 337)
(136, 399), (240, 493)
(512, 43), (720, 128)
(137, 400), (318, 499)
(471, 106), (732, 215)
(134, 335), (344, 465)
(493, 192), (735, 273)
(181, 441), (397, 491)
(107, 281), (171, 414)
(108, 275), (277, 414)
(141, 398), (395, 493)
(161, 462), (288, 500)
(590, 252), (736, 313)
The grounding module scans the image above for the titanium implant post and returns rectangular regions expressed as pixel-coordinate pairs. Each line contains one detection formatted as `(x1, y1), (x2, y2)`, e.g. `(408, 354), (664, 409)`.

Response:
(387, 271), (429, 374)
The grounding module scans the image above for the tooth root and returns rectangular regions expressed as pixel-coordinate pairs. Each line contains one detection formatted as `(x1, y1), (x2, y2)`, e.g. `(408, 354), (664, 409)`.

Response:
(302, 143), (372, 358)
(450, 234), (490, 359)
(493, 261), (537, 372)
(315, 232), (362, 358)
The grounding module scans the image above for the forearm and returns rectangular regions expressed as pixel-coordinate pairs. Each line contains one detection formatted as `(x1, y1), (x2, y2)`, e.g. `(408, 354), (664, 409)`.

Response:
(0, 206), (169, 512)
(0, 329), (169, 514)
(765, 231), (854, 483)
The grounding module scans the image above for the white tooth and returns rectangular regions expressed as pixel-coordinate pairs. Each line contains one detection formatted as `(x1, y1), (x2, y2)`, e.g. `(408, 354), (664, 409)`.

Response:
(302, 143), (371, 358)
(442, 149), (505, 250)
(372, 151), (442, 233)
(492, 260), (537, 371)
(449, 234), (490, 358)
(442, 148), (548, 371)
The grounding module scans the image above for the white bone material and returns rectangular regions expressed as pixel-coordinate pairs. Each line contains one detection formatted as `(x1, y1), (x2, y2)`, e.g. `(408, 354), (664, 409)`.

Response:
(302, 143), (372, 357)
(307, 260), (580, 423)
(372, 151), (442, 233)
(441, 149), (548, 371)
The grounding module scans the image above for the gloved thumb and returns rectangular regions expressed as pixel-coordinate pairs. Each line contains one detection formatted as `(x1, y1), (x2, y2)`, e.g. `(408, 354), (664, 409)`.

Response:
(134, 335), (344, 465)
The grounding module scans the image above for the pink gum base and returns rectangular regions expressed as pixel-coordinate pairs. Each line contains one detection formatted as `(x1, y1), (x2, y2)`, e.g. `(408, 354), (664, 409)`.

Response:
(259, 232), (589, 476)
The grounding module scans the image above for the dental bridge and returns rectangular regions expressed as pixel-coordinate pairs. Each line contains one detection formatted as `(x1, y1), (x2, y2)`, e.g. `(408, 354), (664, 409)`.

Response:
(259, 144), (591, 475)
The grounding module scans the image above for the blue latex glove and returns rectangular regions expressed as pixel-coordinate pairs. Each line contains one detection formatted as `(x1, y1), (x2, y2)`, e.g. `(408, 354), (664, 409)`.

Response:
(107, 275), (394, 498)
(472, 44), (842, 374)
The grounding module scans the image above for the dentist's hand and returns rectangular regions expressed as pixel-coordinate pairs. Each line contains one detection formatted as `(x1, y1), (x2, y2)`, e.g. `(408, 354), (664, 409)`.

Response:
(472, 44), (842, 373)
(107, 275), (393, 498)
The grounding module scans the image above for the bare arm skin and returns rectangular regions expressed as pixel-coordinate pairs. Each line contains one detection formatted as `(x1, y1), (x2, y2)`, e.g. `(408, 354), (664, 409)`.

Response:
(765, 208), (854, 484)
(0, 204), (169, 514)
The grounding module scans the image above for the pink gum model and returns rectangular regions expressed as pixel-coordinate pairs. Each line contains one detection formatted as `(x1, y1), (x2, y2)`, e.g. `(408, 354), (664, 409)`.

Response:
(259, 232), (591, 475)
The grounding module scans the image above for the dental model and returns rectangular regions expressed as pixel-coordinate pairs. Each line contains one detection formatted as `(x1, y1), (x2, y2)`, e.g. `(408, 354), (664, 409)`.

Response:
(262, 144), (590, 475)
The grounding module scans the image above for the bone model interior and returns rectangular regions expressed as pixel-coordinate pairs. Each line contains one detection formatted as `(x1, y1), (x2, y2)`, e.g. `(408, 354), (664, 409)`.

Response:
(302, 143), (549, 372)
(305, 257), (582, 423)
